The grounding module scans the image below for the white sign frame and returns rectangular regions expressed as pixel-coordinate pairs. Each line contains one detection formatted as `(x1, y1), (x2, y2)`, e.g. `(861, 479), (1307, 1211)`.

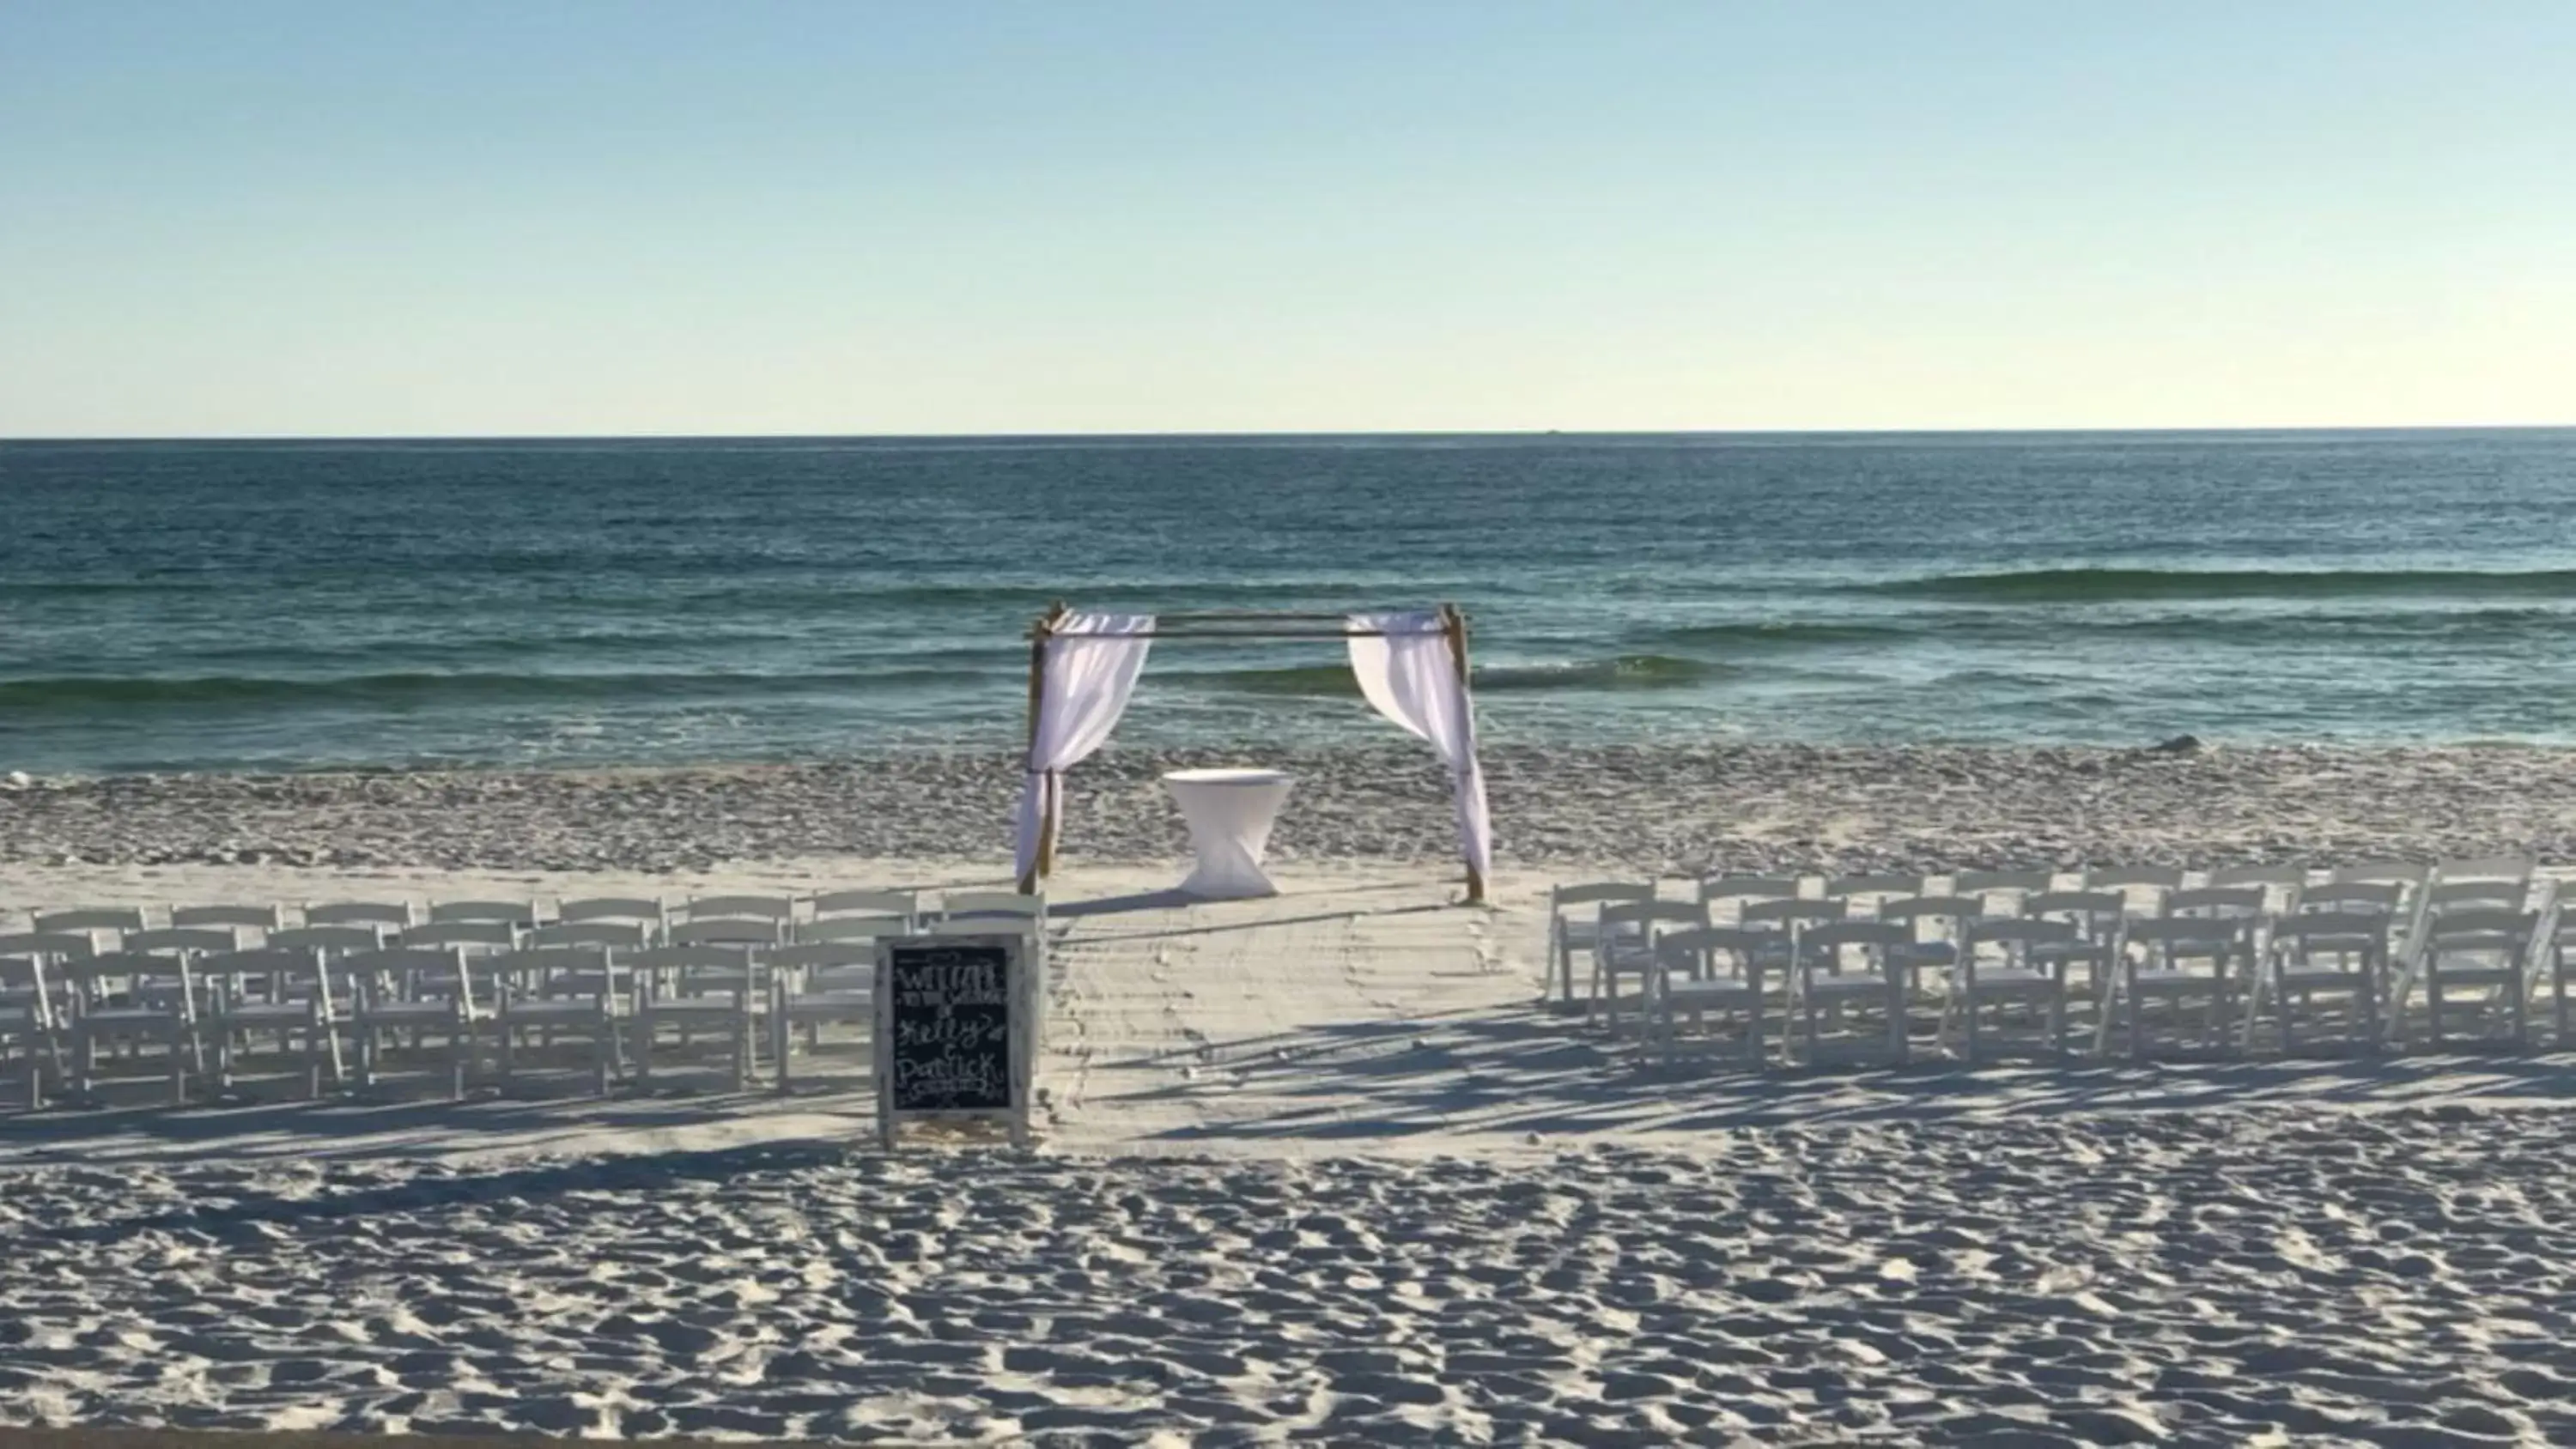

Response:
(875, 932), (1032, 1150)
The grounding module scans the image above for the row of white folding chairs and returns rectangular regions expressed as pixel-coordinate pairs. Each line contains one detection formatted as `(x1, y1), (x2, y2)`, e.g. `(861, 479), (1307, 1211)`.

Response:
(1638, 899), (2567, 1068)
(0, 887), (1045, 949)
(0, 924), (1003, 1110)
(1557, 859), (2564, 1060)
(1552, 858), (2549, 1003)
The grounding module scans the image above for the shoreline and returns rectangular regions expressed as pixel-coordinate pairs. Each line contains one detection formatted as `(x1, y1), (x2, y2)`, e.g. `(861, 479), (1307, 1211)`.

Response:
(7, 740), (2576, 874)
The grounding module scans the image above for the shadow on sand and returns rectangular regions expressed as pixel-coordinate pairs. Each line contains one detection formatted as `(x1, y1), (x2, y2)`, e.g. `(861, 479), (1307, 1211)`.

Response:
(1091, 1001), (2576, 1147)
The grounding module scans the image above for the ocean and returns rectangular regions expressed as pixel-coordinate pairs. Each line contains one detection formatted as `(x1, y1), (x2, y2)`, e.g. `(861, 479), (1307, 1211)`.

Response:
(3, 430), (2574, 775)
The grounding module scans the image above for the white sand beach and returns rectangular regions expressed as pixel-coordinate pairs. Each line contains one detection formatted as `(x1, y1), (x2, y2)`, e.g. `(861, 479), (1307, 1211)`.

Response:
(8, 751), (2576, 1445)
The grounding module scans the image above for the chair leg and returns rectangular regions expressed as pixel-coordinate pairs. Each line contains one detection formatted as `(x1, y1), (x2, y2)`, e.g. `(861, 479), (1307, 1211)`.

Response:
(1890, 976), (1910, 1064)
(1747, 968), (1766, 1071)
(2426, 957), (2444, 1050)
(2049, 965), (2067, 1060)
(731, 1000), (750, 1092)
(2557, 949), (2570, 1046)
(1799, 974), (1818, 1069)
(2127, 964), (2144, 1061)
(594, 1007), (614, 1097)
(772, 1006), (793, 1094)
(1960, 965), (1979, 1065)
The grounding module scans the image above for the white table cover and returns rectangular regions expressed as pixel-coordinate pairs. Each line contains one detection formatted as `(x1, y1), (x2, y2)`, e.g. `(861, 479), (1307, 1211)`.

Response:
(1163, 768), (1294, 900)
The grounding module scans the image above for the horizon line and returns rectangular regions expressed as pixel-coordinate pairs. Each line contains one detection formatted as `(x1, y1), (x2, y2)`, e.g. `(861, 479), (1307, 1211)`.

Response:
(6, 421), (2574, 446)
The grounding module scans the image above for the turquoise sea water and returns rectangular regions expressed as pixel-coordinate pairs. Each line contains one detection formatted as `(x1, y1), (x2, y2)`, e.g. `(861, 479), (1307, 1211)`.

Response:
(4, 430), (2575, 773)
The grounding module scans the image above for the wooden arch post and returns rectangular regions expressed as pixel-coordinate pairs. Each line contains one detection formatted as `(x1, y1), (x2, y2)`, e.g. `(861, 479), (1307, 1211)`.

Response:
(1018, 601), (1068, 895)
(1440, 602), (1487, 906)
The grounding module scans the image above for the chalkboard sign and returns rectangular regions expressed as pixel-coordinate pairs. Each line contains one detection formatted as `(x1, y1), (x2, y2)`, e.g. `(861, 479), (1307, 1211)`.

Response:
(876, 934), (1030, 1148)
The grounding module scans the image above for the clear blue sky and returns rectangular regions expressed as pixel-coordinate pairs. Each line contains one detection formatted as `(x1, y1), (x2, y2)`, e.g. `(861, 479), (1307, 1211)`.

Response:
(3, 1), (2570, 436)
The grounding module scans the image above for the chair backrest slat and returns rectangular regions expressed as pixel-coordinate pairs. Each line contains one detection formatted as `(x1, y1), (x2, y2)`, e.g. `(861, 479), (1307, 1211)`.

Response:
(559, 896), (665, 925)
(941, 890), (1045, 919)
(810, 888), (919, 919)
(766, 942), (878, 971)
(268, 925), (386, 953)
(398, 921), (519, 949)
(2298, 882), (2404, 913)
(2085, 866), (2184, 889)
(1698, 876), (1800, 905)
(681, 894), (795, 922)
(0, 931), (99, 960)
(124, 927), (242, 955)
(305, 901), (416, 928)
(796, 916), (908, 943)
(527, 921), (649, 949)
(172, 904), (281, 931)
(669, 918), (784, 946)
(428, 900), (541, 925)
(2206, 865), (2309, 888)
(1740, 898), (1846, 929)
(33, 907), (147, 937)
(2166, 887), (2267, 918)
(1953, 869), (2055, 895)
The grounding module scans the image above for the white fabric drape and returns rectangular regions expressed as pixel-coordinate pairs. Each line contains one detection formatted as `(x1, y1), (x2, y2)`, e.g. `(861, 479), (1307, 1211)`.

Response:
(1014, 612), (1157, 882)
(1346, 610), (1492, 881)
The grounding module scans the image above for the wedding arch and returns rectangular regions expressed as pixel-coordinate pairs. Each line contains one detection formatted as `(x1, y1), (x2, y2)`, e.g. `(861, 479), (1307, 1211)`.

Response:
(1012, 603), (1493, 904)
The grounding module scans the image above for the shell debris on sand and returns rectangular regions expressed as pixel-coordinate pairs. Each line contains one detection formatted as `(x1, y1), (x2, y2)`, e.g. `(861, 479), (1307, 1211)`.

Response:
(6, 742), (2576, 873)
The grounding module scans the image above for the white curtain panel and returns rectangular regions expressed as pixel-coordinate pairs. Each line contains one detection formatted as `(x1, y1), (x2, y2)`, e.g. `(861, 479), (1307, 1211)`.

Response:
(1013, 612), (1157, 881)
(1346, 610), (1493, 879)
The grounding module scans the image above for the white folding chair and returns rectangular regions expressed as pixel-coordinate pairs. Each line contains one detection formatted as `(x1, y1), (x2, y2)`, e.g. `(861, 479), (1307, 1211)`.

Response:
(491, 945), (629, 1096)
(1592, 900), (1709, 1037)
(2261, 912), (2393, 1054)
(1789, 920), (1911, 1065)
(767, 941), (878, 1089)
(343, 946), (491, 1100)
(2021, 890), (2127, 1015)
(1, 947), (74, 1109)
(2411, 908), (2543, 1050)
(1545, 882), (1655, 1009)
(203, 946), (349, 1098)
(60, 950), (204, 1105)
(627, 944), (765, 1090)
(1643, 925), (1774, 1067)
(1947, 917), (2079, 1062)
(2105, 917), (2251, 1059)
